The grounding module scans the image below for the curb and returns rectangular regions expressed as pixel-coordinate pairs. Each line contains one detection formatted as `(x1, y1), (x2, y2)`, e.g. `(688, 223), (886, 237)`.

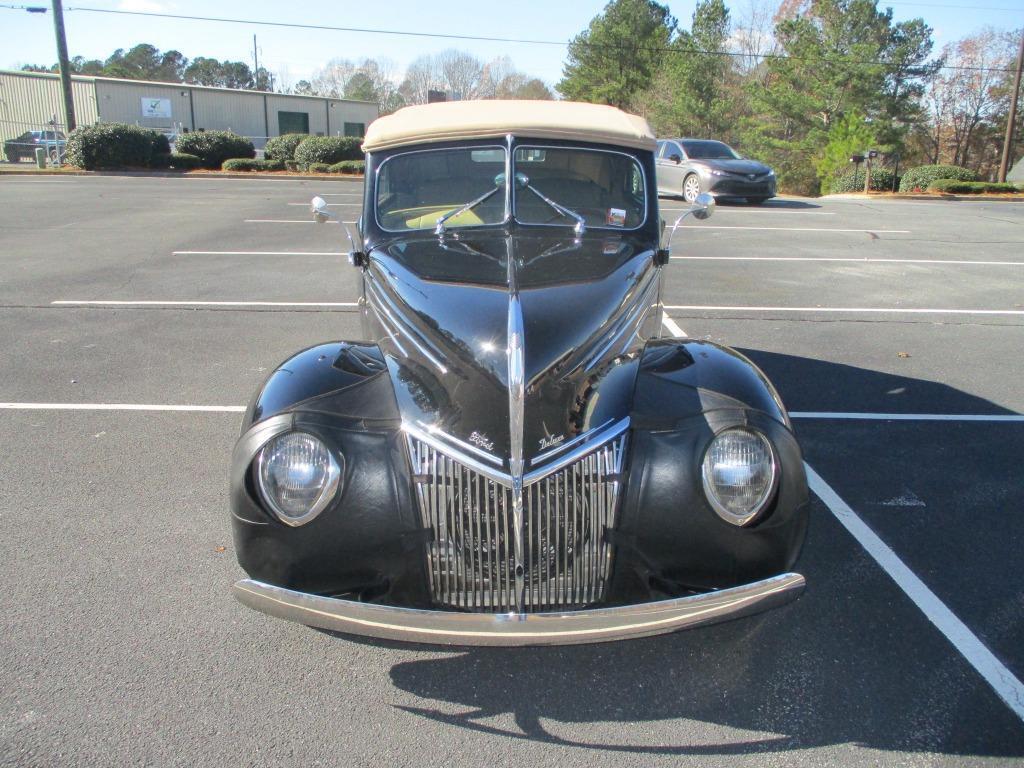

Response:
(825, 192), (1024, 202)
(0, 168), (364, 182)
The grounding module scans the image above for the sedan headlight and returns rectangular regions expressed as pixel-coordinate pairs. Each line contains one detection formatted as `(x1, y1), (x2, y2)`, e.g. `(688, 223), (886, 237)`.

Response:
(709, 169), (729, 176)
(256, 431), (342, 526)
(701, 427), (777, 526)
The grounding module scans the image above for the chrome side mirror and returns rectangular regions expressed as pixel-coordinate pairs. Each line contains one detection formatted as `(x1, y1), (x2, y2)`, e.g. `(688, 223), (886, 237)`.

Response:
(692, 192), (715, 220)
(310, 196), (366, 268)
(311, 195), (333, 224)
(658, 193), (716, 259)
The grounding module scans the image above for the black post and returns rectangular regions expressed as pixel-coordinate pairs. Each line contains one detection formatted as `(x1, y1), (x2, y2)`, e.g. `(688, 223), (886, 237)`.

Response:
(51, 0), (76, 132)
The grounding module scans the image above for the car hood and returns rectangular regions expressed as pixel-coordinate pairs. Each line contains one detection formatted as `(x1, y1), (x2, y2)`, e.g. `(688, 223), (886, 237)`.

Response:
(363, 229), (659, 469)
(697, 158), (771, 175)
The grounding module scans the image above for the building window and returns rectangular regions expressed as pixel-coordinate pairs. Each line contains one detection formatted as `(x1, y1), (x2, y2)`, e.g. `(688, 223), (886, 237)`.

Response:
(343, 122), (365, 138)
(278, 111), (309, 135)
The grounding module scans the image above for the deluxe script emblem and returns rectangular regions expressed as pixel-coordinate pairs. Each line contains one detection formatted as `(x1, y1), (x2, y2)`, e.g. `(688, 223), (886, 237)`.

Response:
(539, 434), (565, 451)
(468, 431), (494, 451)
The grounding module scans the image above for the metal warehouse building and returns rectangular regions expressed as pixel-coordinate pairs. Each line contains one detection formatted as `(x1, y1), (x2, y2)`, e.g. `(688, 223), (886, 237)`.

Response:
(0, 69), (379, 149)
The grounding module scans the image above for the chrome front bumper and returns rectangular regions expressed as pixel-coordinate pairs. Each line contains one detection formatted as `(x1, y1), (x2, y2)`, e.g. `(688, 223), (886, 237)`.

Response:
(233, 572), (805, 646)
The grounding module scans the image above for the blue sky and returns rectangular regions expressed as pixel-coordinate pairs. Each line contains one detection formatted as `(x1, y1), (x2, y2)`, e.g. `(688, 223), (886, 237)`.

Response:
(2, 0), (1022, 87)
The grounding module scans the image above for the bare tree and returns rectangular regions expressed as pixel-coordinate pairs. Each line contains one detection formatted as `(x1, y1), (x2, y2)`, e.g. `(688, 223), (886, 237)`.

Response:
(923, 29), (1018, 169)
(731, 0), (779, 76)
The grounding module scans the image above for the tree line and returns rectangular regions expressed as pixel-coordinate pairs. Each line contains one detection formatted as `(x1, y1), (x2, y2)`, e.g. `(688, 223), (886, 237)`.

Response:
(22, 43), (276, 91)
(557, 0), (1022, 192)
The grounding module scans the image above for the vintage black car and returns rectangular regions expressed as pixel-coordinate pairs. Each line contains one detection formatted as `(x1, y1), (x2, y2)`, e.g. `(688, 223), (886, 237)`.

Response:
(231, 101), (808, 645)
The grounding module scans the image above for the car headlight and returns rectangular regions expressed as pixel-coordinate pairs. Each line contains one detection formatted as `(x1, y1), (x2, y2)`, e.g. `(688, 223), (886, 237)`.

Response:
(256, 431), (342, 526)
(709, 169), (728, 176)
(767, 169), (775, 177)
(701, 427), (777, 526)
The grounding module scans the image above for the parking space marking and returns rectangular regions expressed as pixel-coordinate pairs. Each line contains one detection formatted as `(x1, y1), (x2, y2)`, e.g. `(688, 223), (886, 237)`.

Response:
(670, 256), (1024, 266)
(660, 315), (687, 337)
(0, 402), (244, 412)
(664, 304), (1024, 316)
(287, 202), (361, 207)
(51, 300), (359, 308)
(660, 207), (836, 215)
(673, 225), (911, 234)
(244, 219), (357, 224)
(172, 250), (344, 256)
(791, 412), (1024, 422)
(805, 463), (1024, 723)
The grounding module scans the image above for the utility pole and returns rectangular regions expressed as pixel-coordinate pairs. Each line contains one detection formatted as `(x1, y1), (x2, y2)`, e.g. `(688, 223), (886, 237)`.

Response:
(51, 0), (76, 131)
(998, 28), (1024, 183)
(253, 34), (260, 91)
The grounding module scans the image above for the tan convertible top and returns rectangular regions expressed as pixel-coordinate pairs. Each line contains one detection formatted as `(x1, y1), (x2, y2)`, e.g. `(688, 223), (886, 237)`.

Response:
(362, 100), (656, 153)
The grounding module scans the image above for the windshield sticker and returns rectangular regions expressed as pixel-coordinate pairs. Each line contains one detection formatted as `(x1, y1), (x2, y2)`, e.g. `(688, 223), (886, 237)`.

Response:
(606, 208), (626, 227)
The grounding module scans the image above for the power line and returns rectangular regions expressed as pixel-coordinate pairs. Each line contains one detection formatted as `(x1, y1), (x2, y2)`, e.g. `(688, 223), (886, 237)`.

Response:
(1, 3), (1017, 74)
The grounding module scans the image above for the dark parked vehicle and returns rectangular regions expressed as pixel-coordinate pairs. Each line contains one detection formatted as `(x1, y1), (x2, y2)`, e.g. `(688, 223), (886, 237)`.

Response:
(3, 130), (66, 163)
(230, 101), (807, 645)
(657, 138), (776, 204)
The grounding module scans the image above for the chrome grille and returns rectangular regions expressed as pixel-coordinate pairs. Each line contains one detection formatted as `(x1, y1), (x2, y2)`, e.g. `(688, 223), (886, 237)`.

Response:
(407, 432), (627, 612)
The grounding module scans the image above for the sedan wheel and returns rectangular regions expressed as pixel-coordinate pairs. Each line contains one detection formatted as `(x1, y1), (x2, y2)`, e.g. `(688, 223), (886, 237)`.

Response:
(682, 174), (701, 203)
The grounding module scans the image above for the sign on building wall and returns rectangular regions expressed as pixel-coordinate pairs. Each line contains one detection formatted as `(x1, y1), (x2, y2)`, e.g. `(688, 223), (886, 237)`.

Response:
(141, 98), (172, 119)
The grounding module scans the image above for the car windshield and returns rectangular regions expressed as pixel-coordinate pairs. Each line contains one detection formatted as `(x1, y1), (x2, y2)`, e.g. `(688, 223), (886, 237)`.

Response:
(513, 147), (645, 230)
(375, 145), (647, 233)
(376, 147), (507, 232)
(681, 140), (740, 160)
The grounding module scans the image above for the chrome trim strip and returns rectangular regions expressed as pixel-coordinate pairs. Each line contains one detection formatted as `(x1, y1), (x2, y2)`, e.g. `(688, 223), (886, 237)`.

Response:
(506, 241), (527, 611)
(530, 418), (614, 466)
(524, 417), (630, 486)
(367, 301), (410, 359)
(404, 422), (507, 484)
(233, 573), (806, 647)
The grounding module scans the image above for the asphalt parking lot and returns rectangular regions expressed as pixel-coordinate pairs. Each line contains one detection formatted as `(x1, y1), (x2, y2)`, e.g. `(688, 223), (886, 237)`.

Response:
(1, 174), (1022, 766)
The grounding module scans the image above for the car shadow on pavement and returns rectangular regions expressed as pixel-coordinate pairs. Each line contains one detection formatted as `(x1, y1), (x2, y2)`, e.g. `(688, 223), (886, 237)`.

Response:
(733, 348), (1019, 416)
(357, 353), (1023, 757)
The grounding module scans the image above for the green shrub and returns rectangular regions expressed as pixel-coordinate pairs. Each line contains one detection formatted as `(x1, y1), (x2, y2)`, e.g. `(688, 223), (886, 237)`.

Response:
(828, 167), (897, 194)
(169, 152), (201, 170)
(328, 160), (365, 174)
(899, 164), (976, 192)
(221, 158), (286, 172)
(65, 123), (169, 169)
(293, 136), (362, 169)
(150, 152), (172, 169)
(175, 130), (255, 169)
(284, 160), (299, 171)
(927, 179), (1019, 194)
(307, 162), (332, 173)
(264, 133), (308, 161)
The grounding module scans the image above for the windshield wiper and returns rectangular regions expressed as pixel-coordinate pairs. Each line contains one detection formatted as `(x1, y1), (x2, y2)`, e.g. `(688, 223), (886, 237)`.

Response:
(435, 186), (502, 235)
(520, 178), (586, 237)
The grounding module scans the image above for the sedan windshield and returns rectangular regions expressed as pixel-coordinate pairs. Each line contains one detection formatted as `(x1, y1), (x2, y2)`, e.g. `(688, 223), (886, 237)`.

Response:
(681, 140), (740, 160)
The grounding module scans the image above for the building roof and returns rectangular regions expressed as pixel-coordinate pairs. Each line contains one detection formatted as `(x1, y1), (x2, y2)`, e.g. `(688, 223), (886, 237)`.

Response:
(0, 69), (378, 106)
(362, 100), (656, 152)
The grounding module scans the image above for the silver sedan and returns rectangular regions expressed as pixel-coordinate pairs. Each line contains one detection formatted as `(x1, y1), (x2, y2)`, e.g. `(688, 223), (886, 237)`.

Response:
(656, 138), (776, 204)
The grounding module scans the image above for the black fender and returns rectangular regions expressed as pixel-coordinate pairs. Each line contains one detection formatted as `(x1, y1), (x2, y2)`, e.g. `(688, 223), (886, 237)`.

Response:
(612, 339), (809, 595)
(230, 342), (430, 604)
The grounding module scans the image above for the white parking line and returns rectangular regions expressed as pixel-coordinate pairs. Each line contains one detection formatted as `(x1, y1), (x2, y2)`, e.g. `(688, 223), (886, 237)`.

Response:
(0, 402), (244, 412)
(51, 300), (358, 308)
(791, 412), (1024, 422)
(660, 207), (836, 216)
(660, 314), (687, 338)
(287, 202), (361, 206)
(243, 219), (357, 224)
(309, 193), (362, 197)
(670, 256), (1024, 267)
(664, 305), (1024, 316)
(673, 225), (911, 234)
(0, 179), (75, 183)
(805, 463), (1024, 724)
(173, 250), (344, 256)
